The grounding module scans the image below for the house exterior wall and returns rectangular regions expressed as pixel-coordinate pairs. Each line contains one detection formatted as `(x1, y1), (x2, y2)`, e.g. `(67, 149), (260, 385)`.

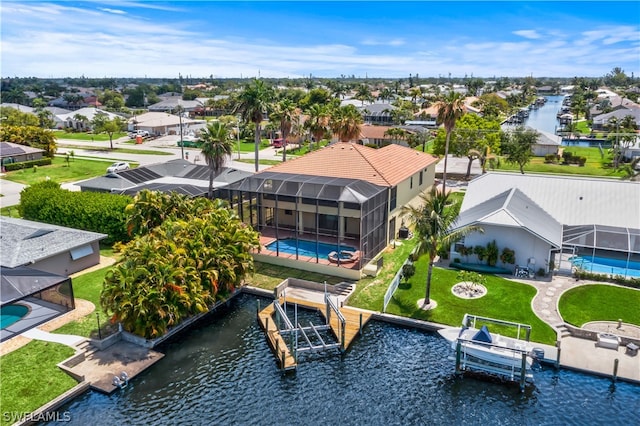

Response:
(253, 252), (361, 280)
(388, 163), (436, 240)
(533, 145), (559, 157)
(452, 225), (555, 273)
(29, 241), (101, 276)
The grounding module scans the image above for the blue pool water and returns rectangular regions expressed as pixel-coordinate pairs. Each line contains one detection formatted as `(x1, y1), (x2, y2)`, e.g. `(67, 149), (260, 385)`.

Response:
(266, 238), (356, 259)
(571, 255), (640, 278)
(0, 304), (28, 329)
(49, 295), (640, 425)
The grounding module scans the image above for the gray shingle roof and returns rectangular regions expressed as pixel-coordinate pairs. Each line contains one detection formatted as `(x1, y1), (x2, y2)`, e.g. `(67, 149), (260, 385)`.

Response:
(0, 217), (106, 268)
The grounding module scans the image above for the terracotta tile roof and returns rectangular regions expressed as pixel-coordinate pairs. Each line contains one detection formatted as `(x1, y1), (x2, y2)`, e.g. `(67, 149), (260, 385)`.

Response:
(360, 125), (393, 139)
(259, 142), (438, 187)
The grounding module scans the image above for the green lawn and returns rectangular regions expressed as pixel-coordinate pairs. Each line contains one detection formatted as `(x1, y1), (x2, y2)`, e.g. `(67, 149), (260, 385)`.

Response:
(235, 139), (272, 153)
(558, 284), (640, 327)
(237, 159), (282, 166)
(54, 266), (115, 338)
(381, 258), (558, 344)
(53, 131), (128, 141)
(58, 144), (171, 156)
(0, 205), (21, 217)
(494, 146), (624, 178)
(2, 157), (138, 185)
(248, 261), (345, 290)
(0, 341), (77, 425)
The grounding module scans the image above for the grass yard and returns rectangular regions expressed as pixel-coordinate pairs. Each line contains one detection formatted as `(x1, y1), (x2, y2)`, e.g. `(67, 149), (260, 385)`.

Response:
(2, 156), (138, 185)
(0, 205), (21, 217)
(237, 159), (282, 166)
(558, 284), (640, 327)
(383, 259), (558, 344)
(248, 261), (345, 290)
(493, 146), (624, 178)
(53, 131), (128, 141)
(0, 340), (77, 425)
(54, 266), (116, 338)
(57, 144), (171, 156)
(236, 139), (272, 153)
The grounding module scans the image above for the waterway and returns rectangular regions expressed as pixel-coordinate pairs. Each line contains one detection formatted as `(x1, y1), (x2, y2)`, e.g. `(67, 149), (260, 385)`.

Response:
(50, 295), (639, 426)
(520, 95), (565, 135)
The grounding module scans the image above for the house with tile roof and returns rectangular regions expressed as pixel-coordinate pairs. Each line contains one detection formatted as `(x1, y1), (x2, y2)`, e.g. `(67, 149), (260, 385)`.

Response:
(449, 173), (640, 277)
(225, 142), (439, 279)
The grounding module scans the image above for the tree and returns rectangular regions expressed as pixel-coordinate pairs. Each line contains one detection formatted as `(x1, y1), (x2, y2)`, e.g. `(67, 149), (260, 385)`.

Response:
(403, 187), (482, 306)
(502, 126), (538, 174)
(330, 104), (363, 142)
(199, 121), (234, 198)
(234, 79), (273, 172)
(270, 99), (296, 162)
(304, 104), (331, 150)
(92, 113), (125, 149)
(354, 84), (373, 105)
(0, 124), (57, 157)
(102, 195), (260, 339)
(384, 128), (408, 145)
(435, 91), (465, 192)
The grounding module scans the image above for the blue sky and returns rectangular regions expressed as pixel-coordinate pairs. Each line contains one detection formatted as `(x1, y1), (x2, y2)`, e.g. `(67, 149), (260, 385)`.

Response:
(1, 1), (639, 79)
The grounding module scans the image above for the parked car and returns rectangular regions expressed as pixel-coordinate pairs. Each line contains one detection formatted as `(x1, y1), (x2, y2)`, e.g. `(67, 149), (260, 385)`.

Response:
(107, 162), (130, 173)
(128, 130), (150, 139)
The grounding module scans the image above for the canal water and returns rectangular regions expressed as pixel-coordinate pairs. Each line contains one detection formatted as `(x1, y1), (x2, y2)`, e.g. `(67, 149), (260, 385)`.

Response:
(50, 295), (639, 426)
(520, 95), (565, 135)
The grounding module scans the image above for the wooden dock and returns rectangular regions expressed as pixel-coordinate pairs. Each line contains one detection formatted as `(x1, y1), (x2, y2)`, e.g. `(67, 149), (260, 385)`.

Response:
(257, 296), (372, 371)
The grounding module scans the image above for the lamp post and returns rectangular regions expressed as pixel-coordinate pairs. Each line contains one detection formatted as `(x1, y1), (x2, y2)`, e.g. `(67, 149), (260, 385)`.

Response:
(96, 312), (102, 340)
(236, 121), (241, 160)
(177, 105), (184, 160)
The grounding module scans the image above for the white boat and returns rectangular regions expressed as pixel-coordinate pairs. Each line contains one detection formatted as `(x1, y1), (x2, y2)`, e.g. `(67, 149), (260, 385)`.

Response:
(438, 314), (537, 382)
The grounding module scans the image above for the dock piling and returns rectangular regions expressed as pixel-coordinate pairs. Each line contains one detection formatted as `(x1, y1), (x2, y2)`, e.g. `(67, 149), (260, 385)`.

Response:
(455, 341), (462, 375)
(612, 358), (619, 382)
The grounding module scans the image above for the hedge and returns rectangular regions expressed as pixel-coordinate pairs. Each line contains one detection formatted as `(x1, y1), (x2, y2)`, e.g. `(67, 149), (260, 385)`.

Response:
(3, 158), (53, 171)
(19, 181), (132, 244)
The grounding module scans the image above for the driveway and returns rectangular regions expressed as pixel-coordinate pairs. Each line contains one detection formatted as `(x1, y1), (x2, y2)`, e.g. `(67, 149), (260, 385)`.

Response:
(0, 178), (26, 208)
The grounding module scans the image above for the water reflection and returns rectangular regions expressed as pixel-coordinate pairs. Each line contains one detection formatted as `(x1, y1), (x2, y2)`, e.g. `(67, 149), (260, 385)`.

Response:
(50, 295), (640, 426)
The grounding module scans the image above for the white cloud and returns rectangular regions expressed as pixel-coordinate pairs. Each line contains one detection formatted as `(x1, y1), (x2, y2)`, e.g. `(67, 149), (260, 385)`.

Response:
(513, 30), (542, 40)
(98, 8), (127, 15)
(361, 38), (406, 47)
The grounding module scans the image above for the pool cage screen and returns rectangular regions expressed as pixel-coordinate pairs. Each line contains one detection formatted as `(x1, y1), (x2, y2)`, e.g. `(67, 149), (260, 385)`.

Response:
(562, 224), (640, 275)
(225, 172), (389, 266)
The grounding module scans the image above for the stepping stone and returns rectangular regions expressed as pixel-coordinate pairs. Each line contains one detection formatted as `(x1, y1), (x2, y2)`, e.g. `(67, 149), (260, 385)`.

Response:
(541, 309), (551, 317)
(543, 297), (552, 302)
(545, 291), (555, 297)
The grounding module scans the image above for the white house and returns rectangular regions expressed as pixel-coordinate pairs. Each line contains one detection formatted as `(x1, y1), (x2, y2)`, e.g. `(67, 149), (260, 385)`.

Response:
(449, 173), (640, 275)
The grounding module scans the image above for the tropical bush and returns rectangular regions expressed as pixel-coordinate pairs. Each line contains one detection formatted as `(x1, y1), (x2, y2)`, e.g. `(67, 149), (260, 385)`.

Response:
(19, 181), (131, 244)
(485, 240), (499, 266)
(101, 193), (260, 339)
(0, 125), (57, 157)
(500, 247), (516, 265)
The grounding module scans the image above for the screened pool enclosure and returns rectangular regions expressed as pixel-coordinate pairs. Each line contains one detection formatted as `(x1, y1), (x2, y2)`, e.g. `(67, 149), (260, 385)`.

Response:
(559, 224), (640, 277)
(224, 172), (390, 268)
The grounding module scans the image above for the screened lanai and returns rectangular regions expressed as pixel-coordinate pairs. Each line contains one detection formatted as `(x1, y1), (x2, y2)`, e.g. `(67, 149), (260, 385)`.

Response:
(225, 172), (389, 268)
(561, 224), (640, 277)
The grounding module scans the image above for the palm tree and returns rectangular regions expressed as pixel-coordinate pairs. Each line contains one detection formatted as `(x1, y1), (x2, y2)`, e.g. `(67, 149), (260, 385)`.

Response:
(384, 127), (408, 145)
(403, 187), (482, 306)
(435, 91), (465, 192)
(330, 105), (363, 142)
(305, 104), (331, 150)
(270, 99), (296, 162)
(234, 79), (272, 172)
(199, 121), (234, 198)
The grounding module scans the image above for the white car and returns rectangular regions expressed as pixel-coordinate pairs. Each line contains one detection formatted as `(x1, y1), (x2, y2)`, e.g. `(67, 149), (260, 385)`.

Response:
(128, 130), (150, 139)
(107, 162), (130, 173)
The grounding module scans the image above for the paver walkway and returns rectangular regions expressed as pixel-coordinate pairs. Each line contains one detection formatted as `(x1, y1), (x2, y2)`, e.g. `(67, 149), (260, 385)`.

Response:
(21, 328), (85, 347)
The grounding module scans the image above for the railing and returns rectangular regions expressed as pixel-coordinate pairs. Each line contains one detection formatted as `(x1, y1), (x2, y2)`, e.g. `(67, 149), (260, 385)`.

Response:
(383, 247), (417, 312)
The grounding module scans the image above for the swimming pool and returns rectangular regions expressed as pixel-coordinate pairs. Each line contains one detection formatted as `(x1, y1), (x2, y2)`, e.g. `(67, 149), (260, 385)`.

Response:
(570, 255), (640, 278)
(0, 304), (29, 329)
(266, 238), (356, 259)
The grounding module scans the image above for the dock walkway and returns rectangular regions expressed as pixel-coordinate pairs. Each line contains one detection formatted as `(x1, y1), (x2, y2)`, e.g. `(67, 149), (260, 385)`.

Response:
(257, 296), (373, 370)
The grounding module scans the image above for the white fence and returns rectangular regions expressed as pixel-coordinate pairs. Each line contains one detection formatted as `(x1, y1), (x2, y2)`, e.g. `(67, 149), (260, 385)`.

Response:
(383, 248), (417, 312)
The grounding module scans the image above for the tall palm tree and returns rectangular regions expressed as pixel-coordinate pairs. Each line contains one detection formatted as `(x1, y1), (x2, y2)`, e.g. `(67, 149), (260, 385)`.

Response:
(330, 105), (363, 142)
(305, 104), (331, 150)
(234, 79), (272, 172)
(199, 121), (234, 198)
(270, 98), (296, 162)
(403, 187), (482, 306)
(435, 91), (465, 193)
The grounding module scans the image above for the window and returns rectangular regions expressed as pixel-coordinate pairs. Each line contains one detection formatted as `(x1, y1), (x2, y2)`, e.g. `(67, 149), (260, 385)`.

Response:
(419, 171), (423, 185)
(389, 187), (397, 211)
(284, 209), (293, 215)
(70, 244), (94, 260)
(410, 176), (413, 189)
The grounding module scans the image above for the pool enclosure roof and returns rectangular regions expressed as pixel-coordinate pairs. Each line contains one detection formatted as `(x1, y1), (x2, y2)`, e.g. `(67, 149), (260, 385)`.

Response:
(563, 224), (640, 254)
(1, 266), (69, 305)
(226, 172), (387, 204)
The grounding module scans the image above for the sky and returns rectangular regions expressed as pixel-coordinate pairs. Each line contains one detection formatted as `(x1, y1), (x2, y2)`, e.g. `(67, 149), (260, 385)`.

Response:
(1, 1), (639, 79)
